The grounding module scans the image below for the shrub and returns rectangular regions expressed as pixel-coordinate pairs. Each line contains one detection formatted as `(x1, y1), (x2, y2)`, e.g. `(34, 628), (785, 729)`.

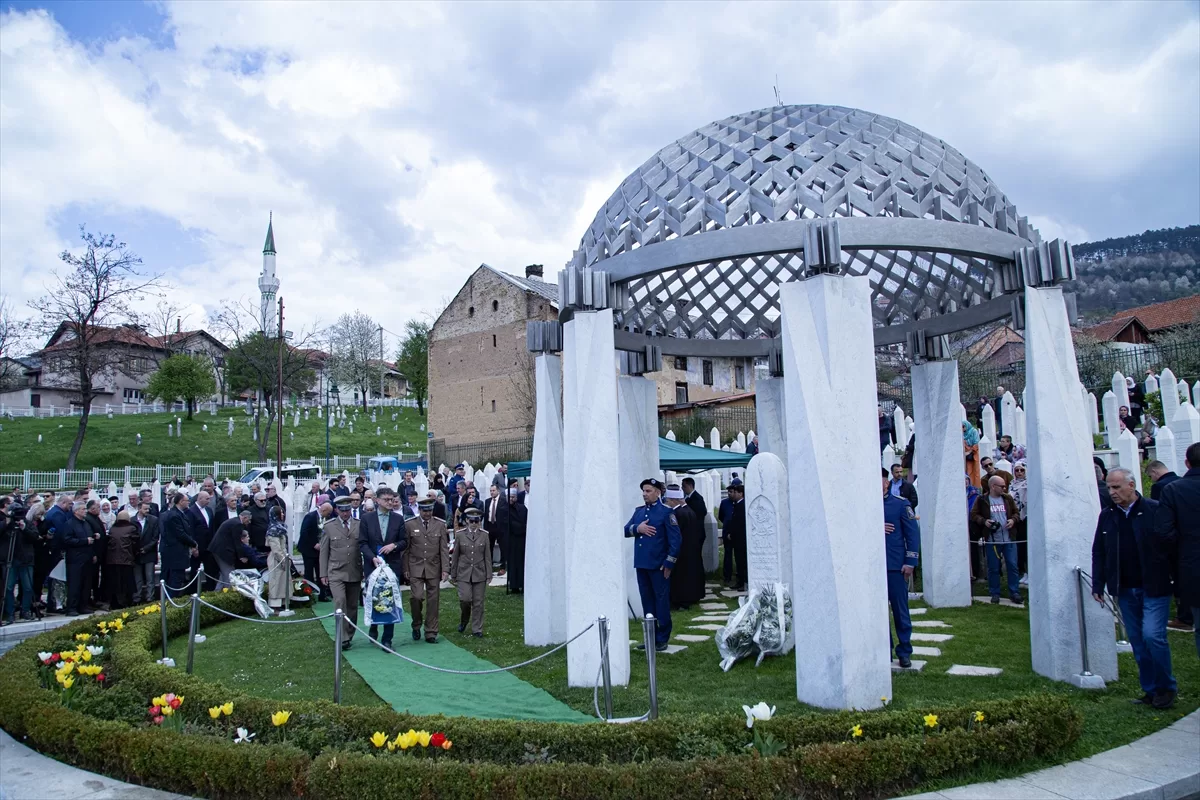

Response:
(0, 596), (1085, 799)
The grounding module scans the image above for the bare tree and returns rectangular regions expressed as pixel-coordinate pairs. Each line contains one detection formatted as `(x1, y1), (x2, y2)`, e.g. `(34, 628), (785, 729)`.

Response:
(145, 298), (192, 342)
(326, 310), (380, 411)
(0, 295), (28, 392)
(210, 298), (322, 461)
(27, 227), (160, 468)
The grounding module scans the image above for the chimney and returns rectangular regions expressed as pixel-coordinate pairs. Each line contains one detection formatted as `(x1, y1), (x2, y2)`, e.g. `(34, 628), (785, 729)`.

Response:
(176, 317), (181, 334)
(525, 264), (544, 279)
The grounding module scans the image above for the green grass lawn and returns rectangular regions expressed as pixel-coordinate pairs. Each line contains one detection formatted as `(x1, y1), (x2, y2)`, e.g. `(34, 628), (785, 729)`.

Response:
(180, 558), (1198, 793)
(0, 407), (427, 472)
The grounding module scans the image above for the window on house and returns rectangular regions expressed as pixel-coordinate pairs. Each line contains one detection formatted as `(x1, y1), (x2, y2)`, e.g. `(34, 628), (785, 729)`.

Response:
(675, 382), (688, 405)
(492, 300), (499, 311)
(123, 388), (144, 402)
(673, 356), (687, 371)
(491, 399), (496, 412)
(702, 360), (713, 386)
(735, 365), (745, 390)
(30, 394), (40, 408)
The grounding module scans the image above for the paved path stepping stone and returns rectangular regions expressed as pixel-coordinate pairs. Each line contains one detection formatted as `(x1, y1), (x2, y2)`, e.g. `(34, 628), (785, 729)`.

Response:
(972, 596), (1025, 608)
(629, 642), (688, 654)
(908, 591), (923, 600)
(947, 664), (1003, 676)
(912, 646), (942, 657)
(688, 623), (725, 631)
(674, 634), (711, 643)
(720, 590), (747, 598)
(891, 660), (926, 672)
(909, 607), (927, 615)
(911, 632), (954, 642)
(692, 616), (730, 623)
(912, 620), (951, 628)
(700, 602), (730, 611)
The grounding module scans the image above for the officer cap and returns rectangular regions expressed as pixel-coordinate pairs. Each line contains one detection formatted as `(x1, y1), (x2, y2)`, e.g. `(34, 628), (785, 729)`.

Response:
(463, 507), (483, 520)
(417, 497), (436, 510)
(334, 496), (354, 509)
(640, 478), (664, 492)
(455, 463), (466, 470)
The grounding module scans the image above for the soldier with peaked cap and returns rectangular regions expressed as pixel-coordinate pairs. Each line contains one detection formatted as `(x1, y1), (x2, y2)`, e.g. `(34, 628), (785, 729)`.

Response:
(404, 496), (450, 642)
(452, 506), (492, 636)
(320, 496), (362, 651)
(624, 478), (682, 652)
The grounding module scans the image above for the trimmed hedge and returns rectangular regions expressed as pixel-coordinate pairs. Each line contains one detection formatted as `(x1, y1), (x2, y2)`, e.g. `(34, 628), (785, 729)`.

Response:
(0, 597), (1084, 799)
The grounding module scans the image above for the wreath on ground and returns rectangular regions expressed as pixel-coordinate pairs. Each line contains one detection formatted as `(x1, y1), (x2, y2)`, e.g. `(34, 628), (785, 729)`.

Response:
(0, 594), (1083, 800)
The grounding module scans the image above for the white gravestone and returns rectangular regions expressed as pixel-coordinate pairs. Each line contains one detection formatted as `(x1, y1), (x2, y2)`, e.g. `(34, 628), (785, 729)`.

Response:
(1171, 404), (1200, 472)
(1114, 429), (1143, 493)
(526, 353), (568, 646)
(1087, 392), (1100, 436)
(167, 425), (172, 438)
(1195, 382), (1200, 408)
(1160, 369), (1180, 434)
(665, 430), (676, 441)
(1154, 425), (1179, 474)
(1144, 375), (1158, 395)
(981, 404), (997, 446)
(1025, 285), (1116, 686)
(694, 436), (705, 448)
(977, 435), (993, 462)
(892, 405), (906, 449)
(1112, 371), (1130, 413)
(1014, 406), (1026, 447)
(709, 427), (720, 450)
(912, 359), (971, 608)
(744, 453), (790, 592)
(1000, 391), (1017, 440)
(780, 275), (890, 710)
(697, 472), (720, 573)
(175, 418), (181, 437)
(294, 411), (299, 427)
(1180, 379), (1193, 406)
(1101, 391), (1118, 445)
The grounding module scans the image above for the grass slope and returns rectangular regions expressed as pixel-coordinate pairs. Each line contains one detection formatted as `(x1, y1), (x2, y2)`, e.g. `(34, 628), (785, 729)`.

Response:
(184, 564), (1197, 794)
(0, 407), (427, 472)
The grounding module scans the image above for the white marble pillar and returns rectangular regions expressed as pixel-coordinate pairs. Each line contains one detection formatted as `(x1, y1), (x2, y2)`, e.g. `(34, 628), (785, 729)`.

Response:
(1024, 286), (1116, 686)
(912, 359), (971, 608)
(1154, 425), (1180, 474)
(780, 275), (890, 710)
(526, 354), (567, 646)
(744, 453), (790, 592)
(981, 404), (997, 445)
(755, 377), (788, 465)
(563, 310), (629, 686)
(1112, 371), (1130, 412)
(1101, 391), (1118, 446)
(1000, 391), (1017, 440)
(1171, 404), (1200, 471)
(1114, 429), (1143, 493)
(618, 375), (659, 619)
(1160, 368), (1180, 431)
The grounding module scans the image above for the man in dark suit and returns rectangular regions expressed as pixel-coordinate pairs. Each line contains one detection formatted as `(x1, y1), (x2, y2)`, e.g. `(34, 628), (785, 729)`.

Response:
(1153, 442), (1200, 657)
(888, 464), (919, 510)
(210, 509), (252, 587)
(132, 502), (160, 602)
(136, 489), (160, 518)
(298, 500), (332, 600)
(723, 482), (747, 591)
(495, 487), (527, 593)
(1147, 461), (1180, 502)
(483, 484), (506, 574)
(359, 488), (407, 647)
(682, 476), (708, 521)
(160, 493), (198, 597)
(187, 490), (217, 590)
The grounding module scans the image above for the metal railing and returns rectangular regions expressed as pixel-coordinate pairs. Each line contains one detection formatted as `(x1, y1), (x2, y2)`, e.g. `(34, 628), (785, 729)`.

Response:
(658, 406), (757, 446)
(429, 436), (534, 470)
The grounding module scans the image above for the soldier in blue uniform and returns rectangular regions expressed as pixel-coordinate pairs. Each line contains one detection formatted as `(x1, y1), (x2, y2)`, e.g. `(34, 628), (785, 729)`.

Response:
(882, 468), (921, 668)
(624, 478), (682, 652)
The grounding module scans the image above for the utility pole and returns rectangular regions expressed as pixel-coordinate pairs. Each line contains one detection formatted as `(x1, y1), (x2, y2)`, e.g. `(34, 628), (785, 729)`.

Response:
(379, 325), (385, 407)
(277, 295), (284, 473)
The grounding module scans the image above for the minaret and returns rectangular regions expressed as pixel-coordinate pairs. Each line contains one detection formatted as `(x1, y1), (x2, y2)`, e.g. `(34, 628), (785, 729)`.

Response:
(258, 213), (280, 334)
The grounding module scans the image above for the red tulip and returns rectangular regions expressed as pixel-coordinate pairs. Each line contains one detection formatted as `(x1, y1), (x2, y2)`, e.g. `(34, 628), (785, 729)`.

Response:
(149, 705), (161, 715)
(152, 715), (164, 725)
(96, 674), (106, 683)
(169, 698), (182, 709)
(430, 733), (446, 748)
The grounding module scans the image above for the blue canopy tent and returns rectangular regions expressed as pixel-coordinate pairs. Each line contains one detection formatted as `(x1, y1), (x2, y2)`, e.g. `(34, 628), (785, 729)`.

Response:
(507, 436), (751, 479)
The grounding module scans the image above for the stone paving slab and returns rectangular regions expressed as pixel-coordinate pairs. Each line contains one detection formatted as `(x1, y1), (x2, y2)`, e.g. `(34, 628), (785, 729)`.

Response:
(0, 612), (96, 640)
(687, 624), (725, 631)
(972, 596), (1026, 608)
(673, 634), (711, 643)
(700, 602), (729, 611)
(912, 621), (951, 628)
(911, 633), (954, 642)
(909, 607), (927, 615)
(911, 646), (942, 657)
(891, 660), (926, 672)
(719, 590), (747, 598)
(946, 665), (1003, 676)
(691, 615), (730, 623)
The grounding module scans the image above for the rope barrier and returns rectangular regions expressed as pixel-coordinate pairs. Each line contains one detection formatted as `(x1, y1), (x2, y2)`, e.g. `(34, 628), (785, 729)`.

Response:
(341, 616), (596, 675)
(196, 596), (335, 625)
(160, 569), (203, 594)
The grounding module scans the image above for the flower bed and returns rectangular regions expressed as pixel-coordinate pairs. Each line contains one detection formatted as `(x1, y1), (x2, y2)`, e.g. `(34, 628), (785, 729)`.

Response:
(0, 595), (1083, 799)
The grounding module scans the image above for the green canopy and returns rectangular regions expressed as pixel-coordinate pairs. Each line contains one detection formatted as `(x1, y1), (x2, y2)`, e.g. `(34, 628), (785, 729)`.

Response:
(507, 436), (751, 479)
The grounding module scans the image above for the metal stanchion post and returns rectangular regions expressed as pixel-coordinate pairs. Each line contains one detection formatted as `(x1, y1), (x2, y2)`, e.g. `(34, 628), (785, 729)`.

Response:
(643, 614), (659, 720)
(159, 581), (169, 660)
(1074, 567), (1093, 677)
(185, 592), (201, 675)
(597, 615), (613, 720)
(333, 609), (344, 704)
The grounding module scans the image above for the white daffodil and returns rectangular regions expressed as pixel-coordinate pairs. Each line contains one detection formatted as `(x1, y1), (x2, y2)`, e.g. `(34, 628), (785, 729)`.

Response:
(86, 645), (104, 656)
(742, 702), (776, 729)
(37, 651), (53, 662)
(234, 727), (256, 744)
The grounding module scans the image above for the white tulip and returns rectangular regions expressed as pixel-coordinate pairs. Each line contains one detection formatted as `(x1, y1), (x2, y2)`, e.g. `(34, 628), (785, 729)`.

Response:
(742, 701), (776, 729)
(38, 651), (53, 661)
(86, 645), (104, 656)
(234, 727), (256, 744)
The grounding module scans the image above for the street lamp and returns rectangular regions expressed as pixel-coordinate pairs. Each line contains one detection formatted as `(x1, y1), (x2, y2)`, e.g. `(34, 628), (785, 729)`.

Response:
(325, 380), (339, 473)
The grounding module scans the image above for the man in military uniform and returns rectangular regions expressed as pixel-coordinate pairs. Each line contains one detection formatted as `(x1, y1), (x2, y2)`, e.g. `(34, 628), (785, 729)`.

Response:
(319, 497), (363, 651)
(624, 478), (682, 652)
(405, 497), (450, 642)
(882, 468), (921, 668)
(452, 507), (492, 636)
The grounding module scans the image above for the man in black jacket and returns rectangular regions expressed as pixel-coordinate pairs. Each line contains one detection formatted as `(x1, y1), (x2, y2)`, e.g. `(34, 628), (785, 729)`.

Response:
(359, 488), (407, 647)
(682, 477), (708, 521)
(1148, 458), (1193, 632)
(1147, 461), (1180, 501)
(1154, 442), (1200, 660)
(132, 502), (160, 603)
(482, 485), (506, 575)
(724, 482), (748, 591)
(298, 501), (332, 600)
(211, 509), (252, 587)
(888, 464), (919, 510)
(495, 488), (527, 593)
(247, 493), (270, 554)
(62, 502), (97, 615)
(160, 494), (198, 597)
(187, 490), (217, 590)
(1091, 466), (1174, 709)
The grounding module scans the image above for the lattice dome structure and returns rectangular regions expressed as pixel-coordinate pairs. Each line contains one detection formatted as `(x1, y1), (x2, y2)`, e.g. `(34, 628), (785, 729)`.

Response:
(555, 105), (1067, 357)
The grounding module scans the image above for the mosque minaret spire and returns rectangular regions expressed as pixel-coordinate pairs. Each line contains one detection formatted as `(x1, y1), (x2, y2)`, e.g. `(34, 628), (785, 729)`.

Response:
(258, 212), (280, 334)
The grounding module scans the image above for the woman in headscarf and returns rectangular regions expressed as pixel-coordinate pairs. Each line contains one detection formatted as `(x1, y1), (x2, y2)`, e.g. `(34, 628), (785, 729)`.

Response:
(1009, 459), (1029, 585)
(265, 505), (290, 610)
(99, 499), (116, 532)
(1126, 376), (1144, 427)
(963, 420), (982, 489)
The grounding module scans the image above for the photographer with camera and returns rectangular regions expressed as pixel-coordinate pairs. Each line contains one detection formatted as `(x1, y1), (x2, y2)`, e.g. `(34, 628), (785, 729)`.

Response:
(1, 496), (38, 625)
(970, 474), (1023, 606)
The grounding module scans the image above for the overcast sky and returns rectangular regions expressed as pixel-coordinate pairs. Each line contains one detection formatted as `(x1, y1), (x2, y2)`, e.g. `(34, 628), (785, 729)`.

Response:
(2, 0), (1198, 349)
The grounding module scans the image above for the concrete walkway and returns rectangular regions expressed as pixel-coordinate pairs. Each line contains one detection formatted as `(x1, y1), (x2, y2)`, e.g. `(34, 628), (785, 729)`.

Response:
(905, 710), (1199, 800)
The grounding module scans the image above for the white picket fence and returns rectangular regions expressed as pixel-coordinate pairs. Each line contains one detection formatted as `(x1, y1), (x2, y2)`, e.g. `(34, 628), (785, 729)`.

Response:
(0, 396), (421, 419)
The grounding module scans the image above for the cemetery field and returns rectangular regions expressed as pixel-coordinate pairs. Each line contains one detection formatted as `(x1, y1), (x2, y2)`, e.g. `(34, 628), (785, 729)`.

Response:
(0, 407), (428, 473)
(190, 574), (1199, 793)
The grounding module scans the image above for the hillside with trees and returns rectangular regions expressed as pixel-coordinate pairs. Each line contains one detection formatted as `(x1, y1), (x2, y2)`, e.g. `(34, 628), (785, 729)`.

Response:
(1070, 224), (1200, 321)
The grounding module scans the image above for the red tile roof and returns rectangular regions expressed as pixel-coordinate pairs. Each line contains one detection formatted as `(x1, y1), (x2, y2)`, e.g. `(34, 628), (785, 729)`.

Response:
(38, 323), (163, 354)
(1081, 317), (1145, 342)
(1109, 295), (1200, 332)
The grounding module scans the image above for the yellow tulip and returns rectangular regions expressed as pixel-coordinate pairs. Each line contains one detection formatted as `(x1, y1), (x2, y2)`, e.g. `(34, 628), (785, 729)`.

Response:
(152, 695), (165, 708)
(122, 612), (129, 619)
(61, 676), (74, 689)
(75, 633), (90, 641)
(851, 724), (863, 738)
(416, 731), (432, 748)
(974, 711), (985, 723)
(162, 705), (174, 716)
(221, 702), (234, 716)
(209, 706), (223, 719)
(58, 662), (75, 675)
(79, 650), (92, 662)
(386, 740), (397, 752)
(271, 710), (291, 727)
(398, 731), (416, 749)
(924, 714), (938, 729)
(370, 732), (388, 748)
